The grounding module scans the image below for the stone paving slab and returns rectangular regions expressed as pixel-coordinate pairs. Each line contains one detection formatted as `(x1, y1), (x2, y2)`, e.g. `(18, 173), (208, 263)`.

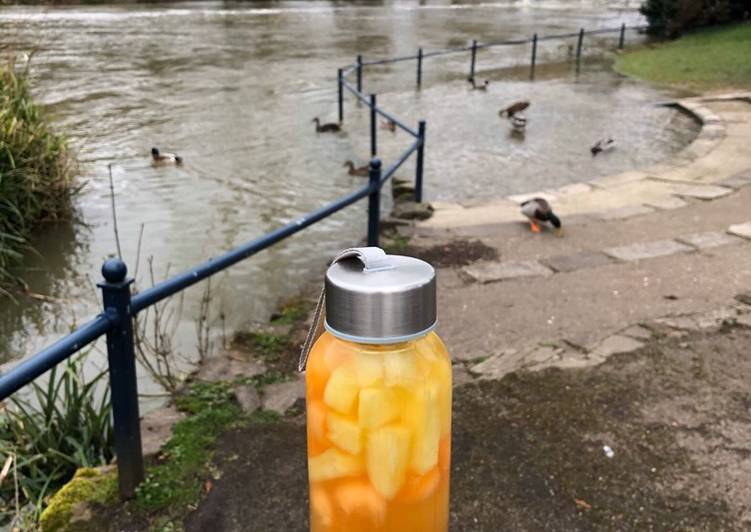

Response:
(542, 251), (614, 273)
(463, 260), (552, 283)
(595, 204), (655, 221)
(644, 196), (689, 210)
(677, 231), (744, 250)
(507, 191), (557, 204)
(589, 334), (645, 361)
(453, 222), (508, 238)
(604, 239), (693, 262)
(262, 378), (305, 414)
(672, 184), (733, 200)
(588, 170), (647, 189)
(620, 325), (653, 340)
(728, 222), (751, 240)
(718, 171), (751, 189)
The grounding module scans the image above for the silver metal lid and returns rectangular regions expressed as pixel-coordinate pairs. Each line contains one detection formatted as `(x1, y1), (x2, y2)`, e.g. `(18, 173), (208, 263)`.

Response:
(324, 247), (436, 344)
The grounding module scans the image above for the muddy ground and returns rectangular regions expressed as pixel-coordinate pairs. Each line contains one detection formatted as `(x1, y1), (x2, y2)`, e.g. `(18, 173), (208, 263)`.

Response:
(179, 325), (751, 531)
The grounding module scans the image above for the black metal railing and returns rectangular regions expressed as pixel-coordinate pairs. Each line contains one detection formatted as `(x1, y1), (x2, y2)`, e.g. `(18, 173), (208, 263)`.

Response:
(0, 21), (647, 500)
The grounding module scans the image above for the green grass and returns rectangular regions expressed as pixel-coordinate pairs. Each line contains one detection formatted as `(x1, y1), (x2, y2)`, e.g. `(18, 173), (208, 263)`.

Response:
(270, 298), (311, 325)
(0, 58), (76, 295)
(615, 23), (751, 89)
(232, 331), (290, 362)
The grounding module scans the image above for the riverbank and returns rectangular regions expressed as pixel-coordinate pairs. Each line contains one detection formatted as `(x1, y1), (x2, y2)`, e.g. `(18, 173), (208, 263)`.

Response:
(615, 23), (751, 89)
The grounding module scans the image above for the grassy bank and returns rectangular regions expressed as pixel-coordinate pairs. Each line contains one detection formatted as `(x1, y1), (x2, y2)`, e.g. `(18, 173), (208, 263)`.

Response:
(615, 23), (751, 89)
(0, 58), (76, 296)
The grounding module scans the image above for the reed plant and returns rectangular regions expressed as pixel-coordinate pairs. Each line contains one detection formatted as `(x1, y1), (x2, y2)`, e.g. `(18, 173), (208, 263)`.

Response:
(0, 352), (114, 525)
(0, 56), (76, 296)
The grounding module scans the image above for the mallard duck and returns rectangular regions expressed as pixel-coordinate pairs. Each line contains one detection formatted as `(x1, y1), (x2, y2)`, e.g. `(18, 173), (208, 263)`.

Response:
(499, 100), (530, 117)
(151, 147), (183, 165)
(520, 197), (563, 236)
(510, 114), (527, 131)
(381, 119), (396, 132)
(313, 117), (341, 133)
(591, 138), (616, 156)
(468, 77), (489, 91)
(343, 160), (369, 177)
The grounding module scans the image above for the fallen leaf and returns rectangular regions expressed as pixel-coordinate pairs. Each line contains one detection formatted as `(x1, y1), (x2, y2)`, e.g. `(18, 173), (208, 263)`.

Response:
(574, 498), (592, 510)
(204, 479), (214, 494)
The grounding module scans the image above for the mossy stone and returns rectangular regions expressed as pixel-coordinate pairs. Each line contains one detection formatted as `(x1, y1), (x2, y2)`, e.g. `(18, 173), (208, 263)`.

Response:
(39, 466), (117, 532)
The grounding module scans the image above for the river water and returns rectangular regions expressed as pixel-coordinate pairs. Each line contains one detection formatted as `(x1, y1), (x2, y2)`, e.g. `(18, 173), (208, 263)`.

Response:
(0, 1), (697, 390)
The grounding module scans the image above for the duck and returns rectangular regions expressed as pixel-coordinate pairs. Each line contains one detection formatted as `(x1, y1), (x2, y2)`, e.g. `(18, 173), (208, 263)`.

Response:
(343, 160), (370, 177)
(151, 147), (183, 165)
(510, 114), (527, 132)
(520, 197), (563, 236)
(591, 138), (616, 156)
(313, 117), (341, 133)
(499, 100), (530, 117)
(381, 119), (396, 133)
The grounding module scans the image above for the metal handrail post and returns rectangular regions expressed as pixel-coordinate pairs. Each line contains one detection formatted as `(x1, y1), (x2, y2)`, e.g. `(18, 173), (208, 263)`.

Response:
(576, 28), (584, 74)
(415, 120), (426, 203)
(618, 23), (626, 49)
(530, 33), (538, 80)
(98, 259), (144, 499)
(338, 68), (344, 123)
(469, 40), (477, 80)
(367, 159), (382, 246)
(370, 94), (377, 157)
(417, 48), (423, 89)
(356, 55), (363, 92)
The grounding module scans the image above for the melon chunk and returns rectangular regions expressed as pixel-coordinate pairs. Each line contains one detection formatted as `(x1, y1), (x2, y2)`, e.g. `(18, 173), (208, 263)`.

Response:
(308, 448), (363, 482)
(310, 485), (333, 527)
(366, 425), (411, 500)
(326, 412), (362, 455)
(359, 387), (401, 429)
(307, 399), (328, 455)
(404, 384), (440, 475)
(355, 353), (383, 387)
(334, 480), (386, 525)
(324, 365), (359, 415)
(383, 352), (418, 387)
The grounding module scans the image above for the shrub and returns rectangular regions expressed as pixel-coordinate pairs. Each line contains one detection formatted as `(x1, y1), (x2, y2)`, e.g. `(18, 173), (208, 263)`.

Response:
(640, 0), (751, 37)
(0, 57), (76, 296)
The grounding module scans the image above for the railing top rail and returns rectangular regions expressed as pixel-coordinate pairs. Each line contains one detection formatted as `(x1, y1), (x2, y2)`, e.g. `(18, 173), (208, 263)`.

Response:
(339, 77), (420, 137)
(382, 139), (421, 182)
(0, 314), (113, 399)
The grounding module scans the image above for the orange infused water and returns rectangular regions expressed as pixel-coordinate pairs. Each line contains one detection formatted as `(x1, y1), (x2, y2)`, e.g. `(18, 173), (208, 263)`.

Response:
(306, 331), (451, 532)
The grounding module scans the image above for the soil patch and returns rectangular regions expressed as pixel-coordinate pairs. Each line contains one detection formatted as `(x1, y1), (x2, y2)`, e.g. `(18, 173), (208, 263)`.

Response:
(405, 239), (498, 268)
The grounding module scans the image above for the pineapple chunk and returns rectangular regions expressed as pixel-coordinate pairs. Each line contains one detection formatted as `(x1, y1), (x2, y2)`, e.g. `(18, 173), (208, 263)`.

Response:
(383, 352), (418, 387)
(307, 400), (328, 455)
(323, 365), (359, 415)
(310, 485), (333, 527)
(308, 448), (363, 482)
(326, 412), (362, 455)
(358, 387), (401, 429)
(355, 353), (383, 387)
(432, 358), (453, 437)
(334, 480), (386, 525)
(396, 467), (441, 504)
(404, 384), (440, 475)
(366, 425), (411, 500)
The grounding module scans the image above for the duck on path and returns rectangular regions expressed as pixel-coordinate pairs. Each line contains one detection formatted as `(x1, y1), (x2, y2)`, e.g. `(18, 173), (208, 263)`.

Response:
(313, 117), (341, 133)
(499, 100), (530, 117)
(468, 77), (489, 91)
(591, 138), (616, 156)
(344, 160), (369, 177)
(520, 197), (563, 236)
(151, 147), (183, 165)
(381, 119), (396, 132)
(510, 114), (527, 132)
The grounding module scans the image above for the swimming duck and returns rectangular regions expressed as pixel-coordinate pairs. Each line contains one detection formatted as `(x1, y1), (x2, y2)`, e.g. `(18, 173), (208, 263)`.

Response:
(313, 117), (341, 133)
(343, 160), (369, 177)
(468, 77), (489, 91)
(510, 114), (527, 132)
(151, 147), (183, 165)
(520, 197), (563, 236)
(381, 119), (396, 132)
(499, 100), (530, 117)
(591, 138), (616, 156)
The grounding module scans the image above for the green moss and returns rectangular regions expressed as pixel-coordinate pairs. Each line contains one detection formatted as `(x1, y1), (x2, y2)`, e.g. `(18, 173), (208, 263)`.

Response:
(39, 467), (117, 532)
(237, 370), (291, 390)
(233, 331), (290, 362)
(381, 231), (410, 254)
(270, 299), (311, 325)
(136, 381), (242, 522)
(615, 23), (751, 89)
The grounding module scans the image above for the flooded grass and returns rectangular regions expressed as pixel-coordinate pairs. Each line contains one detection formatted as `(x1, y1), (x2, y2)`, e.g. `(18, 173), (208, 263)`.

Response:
(616, 23), (751, 89)
(0, 59), (76, 295)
